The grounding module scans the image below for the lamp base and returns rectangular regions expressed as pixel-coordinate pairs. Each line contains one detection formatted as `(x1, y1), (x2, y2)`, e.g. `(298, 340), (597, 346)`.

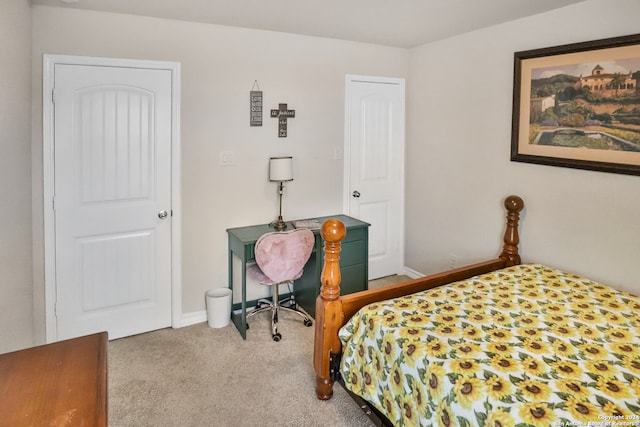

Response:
(272, 216), (287, 231)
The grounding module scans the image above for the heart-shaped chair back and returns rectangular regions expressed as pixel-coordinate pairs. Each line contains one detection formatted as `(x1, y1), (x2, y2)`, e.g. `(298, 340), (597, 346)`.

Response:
(254, 229), (315, 284)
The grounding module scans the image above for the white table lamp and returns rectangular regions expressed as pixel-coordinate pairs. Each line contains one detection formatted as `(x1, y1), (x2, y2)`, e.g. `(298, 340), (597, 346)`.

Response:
(269, 156), (293, 231)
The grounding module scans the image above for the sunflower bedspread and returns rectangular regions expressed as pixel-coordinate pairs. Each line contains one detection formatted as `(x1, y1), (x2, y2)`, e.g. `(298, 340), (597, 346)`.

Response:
(339, 264), (640, 427)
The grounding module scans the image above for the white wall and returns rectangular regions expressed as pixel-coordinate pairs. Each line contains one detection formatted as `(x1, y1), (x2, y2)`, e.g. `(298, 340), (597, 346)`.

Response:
(30, 6), (408, 339)
(406, 0), (640, 294)
(0, 0), (33, 353)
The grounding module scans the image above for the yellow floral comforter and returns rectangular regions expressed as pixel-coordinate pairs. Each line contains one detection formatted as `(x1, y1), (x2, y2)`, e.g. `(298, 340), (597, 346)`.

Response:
(339, 264), (640, 426)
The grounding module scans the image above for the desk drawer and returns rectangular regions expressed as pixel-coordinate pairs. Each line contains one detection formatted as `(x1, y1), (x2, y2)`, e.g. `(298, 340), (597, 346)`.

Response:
(341, 264), (367, 295)
(343, 227), (366, 243)
(340, 240), (365, 267)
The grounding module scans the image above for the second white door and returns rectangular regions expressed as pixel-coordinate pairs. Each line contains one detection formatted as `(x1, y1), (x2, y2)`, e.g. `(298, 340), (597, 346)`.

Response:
(345, 76), (405, 280)
(52, 61), (173, 341)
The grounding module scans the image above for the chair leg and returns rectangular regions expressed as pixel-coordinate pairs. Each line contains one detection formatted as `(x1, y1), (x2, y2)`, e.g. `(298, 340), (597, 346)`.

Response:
(271, 283), (281, 341)
(254, 298), (271, 309)
(247, 281), (311, 341)
(276, 281), (313, 327)
(279, 305), (313, 326)
(246, 304), (272, 320)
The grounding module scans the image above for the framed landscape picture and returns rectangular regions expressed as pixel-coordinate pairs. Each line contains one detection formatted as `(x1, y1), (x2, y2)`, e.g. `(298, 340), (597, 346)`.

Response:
(511, 33), (640, 176)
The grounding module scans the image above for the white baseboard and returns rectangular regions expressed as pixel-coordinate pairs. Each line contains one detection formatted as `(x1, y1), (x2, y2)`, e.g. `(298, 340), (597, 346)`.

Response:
(402, 266), (425, 279)
(178, 310), (207, 328)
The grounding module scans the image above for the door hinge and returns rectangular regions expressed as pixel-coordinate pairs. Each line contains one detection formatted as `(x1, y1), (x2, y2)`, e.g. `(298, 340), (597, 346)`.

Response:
(51, 89), (56, 103)
(52, 197), (56, 211)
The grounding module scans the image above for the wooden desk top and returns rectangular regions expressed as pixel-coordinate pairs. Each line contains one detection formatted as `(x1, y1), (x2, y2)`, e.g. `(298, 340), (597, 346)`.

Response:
(226, 214), (370, 244)
(0, 332), (108, 427)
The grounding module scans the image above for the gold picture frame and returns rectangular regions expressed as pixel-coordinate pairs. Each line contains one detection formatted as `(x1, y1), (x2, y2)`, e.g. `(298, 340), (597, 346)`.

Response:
(511, 33), (640, 176)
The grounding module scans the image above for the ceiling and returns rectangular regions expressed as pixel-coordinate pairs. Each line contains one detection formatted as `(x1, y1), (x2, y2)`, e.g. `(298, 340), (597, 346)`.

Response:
(31, 0), (587, 48)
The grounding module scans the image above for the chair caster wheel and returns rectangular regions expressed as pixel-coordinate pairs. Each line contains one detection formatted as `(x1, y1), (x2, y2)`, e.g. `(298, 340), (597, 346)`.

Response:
(272, 333), (282, 342)
(304, 319), (313, 327)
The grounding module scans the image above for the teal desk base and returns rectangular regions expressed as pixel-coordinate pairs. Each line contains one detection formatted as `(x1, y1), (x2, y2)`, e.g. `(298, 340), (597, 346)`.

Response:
(226, 215), (369, 339)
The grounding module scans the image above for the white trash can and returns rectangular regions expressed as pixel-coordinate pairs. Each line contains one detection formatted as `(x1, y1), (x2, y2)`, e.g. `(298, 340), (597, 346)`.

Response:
(205, 288), (232, 328)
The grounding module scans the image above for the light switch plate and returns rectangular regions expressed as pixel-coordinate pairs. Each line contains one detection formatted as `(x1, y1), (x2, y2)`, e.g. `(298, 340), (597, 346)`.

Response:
(220, 151), (235, 166)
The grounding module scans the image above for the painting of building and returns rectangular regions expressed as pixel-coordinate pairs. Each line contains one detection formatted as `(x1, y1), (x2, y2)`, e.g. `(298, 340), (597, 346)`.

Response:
(574, 64), (635, 96)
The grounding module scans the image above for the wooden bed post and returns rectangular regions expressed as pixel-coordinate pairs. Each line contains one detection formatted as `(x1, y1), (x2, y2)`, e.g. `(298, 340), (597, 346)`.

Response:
(500, 195), (524, 266)
(314, 218), (346, 400)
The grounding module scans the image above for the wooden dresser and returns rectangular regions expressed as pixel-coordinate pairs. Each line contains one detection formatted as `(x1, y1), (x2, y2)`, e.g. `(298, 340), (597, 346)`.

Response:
(0, 332), (108, 426)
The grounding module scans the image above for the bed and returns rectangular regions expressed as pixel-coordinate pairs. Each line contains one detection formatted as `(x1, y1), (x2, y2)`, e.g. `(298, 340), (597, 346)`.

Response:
(313, 195), (640, 426)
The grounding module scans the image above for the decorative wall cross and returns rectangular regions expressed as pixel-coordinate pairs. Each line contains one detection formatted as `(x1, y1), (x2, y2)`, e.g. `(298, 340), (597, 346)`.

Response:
(270, 103), (296, 137)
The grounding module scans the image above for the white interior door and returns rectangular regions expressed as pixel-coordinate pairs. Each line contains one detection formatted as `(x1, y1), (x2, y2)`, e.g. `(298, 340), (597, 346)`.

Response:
(345, 76), (405, 280)
(52, 63), (173, 341)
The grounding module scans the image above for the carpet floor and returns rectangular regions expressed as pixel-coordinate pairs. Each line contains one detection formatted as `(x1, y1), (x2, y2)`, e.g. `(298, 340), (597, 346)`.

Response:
(108, 315), (374, 426)
(108, 275), (412, 426)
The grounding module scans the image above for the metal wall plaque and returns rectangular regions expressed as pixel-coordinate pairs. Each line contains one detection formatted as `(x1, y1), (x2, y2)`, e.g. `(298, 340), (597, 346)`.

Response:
(250, 89), (263, 126)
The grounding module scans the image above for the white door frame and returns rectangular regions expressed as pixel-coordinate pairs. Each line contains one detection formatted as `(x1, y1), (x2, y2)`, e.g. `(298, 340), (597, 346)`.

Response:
(43, 54), (182, 343)
(343, 74), (405, 276)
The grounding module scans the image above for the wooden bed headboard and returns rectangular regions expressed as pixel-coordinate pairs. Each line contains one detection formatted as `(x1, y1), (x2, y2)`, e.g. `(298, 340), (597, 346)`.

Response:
(313, 195), (524, 400)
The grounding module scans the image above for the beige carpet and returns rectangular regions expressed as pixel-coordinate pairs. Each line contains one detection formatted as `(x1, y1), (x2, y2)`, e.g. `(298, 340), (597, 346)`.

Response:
(108, 316), (374, 427)
(108, 275), (412, 426)
(368, 274), (412, 289)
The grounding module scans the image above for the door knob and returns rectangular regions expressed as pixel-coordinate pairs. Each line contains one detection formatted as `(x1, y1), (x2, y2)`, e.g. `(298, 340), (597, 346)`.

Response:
(158, 210), (168, 219)
(352, 191), (361, 198)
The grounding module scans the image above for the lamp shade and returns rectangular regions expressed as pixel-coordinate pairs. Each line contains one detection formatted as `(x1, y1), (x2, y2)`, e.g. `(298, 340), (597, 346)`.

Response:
(269, 156), (293, 182)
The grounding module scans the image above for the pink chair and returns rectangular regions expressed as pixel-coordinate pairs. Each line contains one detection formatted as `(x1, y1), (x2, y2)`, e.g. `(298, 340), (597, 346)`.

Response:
(246, 228), (315, 341)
